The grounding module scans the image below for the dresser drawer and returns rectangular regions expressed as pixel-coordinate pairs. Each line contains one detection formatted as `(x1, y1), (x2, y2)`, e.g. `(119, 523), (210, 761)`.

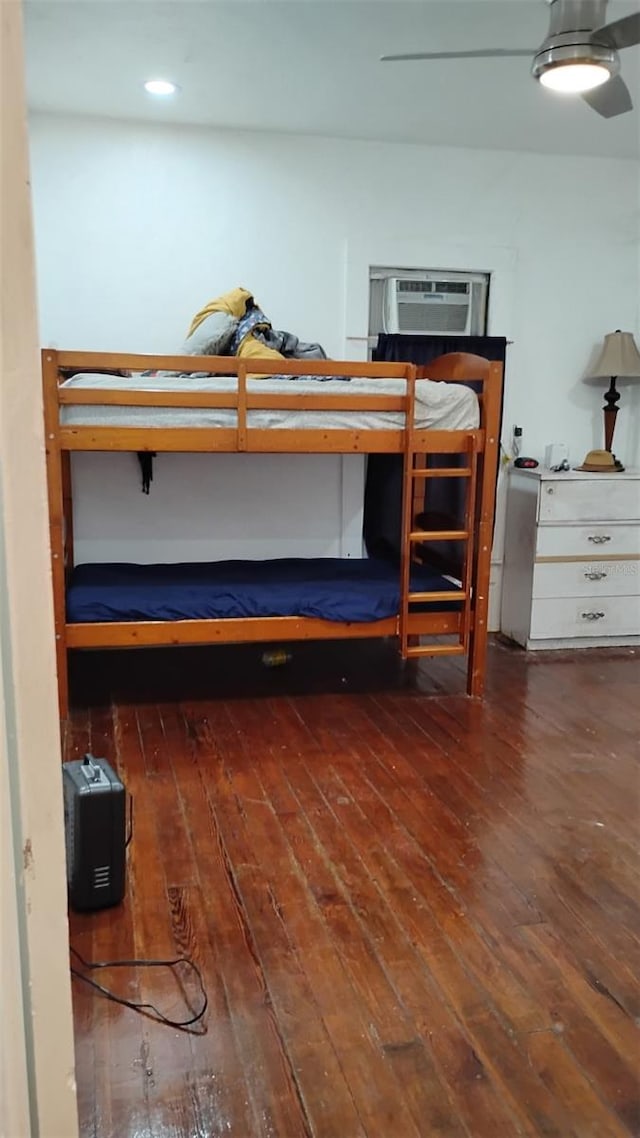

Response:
(536, 523), (640, 559)
(538, 478), (639, 523)
(533, 560), (640, 599)
(530, 595), (640, 640)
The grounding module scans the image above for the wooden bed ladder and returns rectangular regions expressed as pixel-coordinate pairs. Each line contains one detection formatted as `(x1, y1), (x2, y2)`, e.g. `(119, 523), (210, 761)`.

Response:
(399, 385), (479, 662)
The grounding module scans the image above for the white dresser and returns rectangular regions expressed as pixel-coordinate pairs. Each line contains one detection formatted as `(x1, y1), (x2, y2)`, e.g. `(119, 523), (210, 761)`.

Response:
(500, 468), (640, 650)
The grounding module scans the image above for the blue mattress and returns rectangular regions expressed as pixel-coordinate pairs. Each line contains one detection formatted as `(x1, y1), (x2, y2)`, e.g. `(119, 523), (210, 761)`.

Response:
(66, 558), (462, 625)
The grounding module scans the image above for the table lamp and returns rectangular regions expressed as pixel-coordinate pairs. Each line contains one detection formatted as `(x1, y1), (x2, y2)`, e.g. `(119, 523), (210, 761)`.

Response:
(586, 330), (640, 455)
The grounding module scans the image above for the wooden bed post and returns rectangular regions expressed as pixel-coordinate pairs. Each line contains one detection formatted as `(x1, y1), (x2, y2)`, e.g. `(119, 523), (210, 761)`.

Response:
(61, 450), (74, 576)
(467, 360), (502, 698)
(41, 350), (69, 718)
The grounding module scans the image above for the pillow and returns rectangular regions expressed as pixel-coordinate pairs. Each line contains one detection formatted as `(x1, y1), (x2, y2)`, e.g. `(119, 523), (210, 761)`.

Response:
(182, 310), (237, 356)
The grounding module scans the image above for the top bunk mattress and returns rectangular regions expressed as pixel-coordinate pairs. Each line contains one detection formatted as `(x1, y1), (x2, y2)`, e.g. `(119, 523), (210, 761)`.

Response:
(59, 374), (479, 432)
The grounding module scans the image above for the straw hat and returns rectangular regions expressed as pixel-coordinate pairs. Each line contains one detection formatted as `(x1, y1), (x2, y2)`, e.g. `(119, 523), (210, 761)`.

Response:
(575, 449), (625, 473)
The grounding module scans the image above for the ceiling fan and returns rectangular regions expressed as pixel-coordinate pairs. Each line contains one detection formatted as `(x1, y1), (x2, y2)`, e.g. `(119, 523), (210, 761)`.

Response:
(381, 0), (640, 118)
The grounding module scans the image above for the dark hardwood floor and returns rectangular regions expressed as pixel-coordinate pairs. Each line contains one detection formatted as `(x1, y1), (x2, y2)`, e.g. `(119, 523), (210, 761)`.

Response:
(64, 638), (640, 1138)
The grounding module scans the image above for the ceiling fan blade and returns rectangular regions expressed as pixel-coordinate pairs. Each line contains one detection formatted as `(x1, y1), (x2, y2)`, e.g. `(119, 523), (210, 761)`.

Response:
(594, 11), (640, 49)
(581, 73), (633, 117)
(380, 49), (533, 62)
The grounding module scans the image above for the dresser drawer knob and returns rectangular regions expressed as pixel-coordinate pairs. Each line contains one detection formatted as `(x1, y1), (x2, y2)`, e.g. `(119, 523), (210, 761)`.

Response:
(581, 611), (605, 621)
(584, 570), (607, 581)
(588, 535), (611, 544)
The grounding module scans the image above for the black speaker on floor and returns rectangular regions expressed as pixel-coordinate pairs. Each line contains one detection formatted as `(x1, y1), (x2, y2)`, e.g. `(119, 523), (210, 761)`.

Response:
(62, 755), (127, 911)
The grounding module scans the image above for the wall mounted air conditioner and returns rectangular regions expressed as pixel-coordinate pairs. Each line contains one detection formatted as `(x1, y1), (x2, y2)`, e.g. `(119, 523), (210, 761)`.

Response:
(383, 276), (474, 336)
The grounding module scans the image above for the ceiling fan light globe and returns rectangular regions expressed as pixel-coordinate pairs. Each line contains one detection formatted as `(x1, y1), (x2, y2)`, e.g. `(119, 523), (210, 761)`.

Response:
(532, 40), (618, 93)
(539, 62), (611, 92)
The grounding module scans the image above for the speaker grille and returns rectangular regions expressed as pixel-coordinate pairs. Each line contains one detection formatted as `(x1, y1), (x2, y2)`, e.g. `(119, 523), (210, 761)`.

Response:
(93, 865), (111, 890)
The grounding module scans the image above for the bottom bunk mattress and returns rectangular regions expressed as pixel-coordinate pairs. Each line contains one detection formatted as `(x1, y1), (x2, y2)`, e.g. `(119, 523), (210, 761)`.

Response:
(66, 558), (463, 624)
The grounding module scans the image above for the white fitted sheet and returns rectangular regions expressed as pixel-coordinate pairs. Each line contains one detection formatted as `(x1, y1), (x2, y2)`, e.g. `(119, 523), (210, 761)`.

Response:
(59, 373), (479, 431)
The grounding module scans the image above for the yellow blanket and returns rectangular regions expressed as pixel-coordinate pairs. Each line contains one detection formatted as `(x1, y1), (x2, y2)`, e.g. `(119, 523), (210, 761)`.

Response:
(236, 334), (284, 369)
(188, 287), (286, 376)
(187, 287), (253, 337)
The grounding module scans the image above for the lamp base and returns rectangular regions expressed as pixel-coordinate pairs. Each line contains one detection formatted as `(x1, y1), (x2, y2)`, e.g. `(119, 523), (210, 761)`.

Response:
(603, 377), (619, 452)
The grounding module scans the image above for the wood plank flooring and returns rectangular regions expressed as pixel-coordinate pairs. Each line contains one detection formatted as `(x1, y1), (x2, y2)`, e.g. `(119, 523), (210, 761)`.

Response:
(64, 638), (640, 1138)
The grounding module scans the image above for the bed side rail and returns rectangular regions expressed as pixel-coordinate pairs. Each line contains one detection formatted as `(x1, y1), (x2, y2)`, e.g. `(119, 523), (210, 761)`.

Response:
(43, 349), (425, 455)
(51, 350), (413, 379)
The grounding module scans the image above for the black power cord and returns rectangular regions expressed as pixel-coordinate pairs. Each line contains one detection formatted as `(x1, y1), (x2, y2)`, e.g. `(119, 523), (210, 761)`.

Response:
(70, 945), (208, 1033)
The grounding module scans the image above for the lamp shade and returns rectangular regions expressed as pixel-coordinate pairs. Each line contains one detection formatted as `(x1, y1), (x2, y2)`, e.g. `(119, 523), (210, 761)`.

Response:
(588, 331), (640, 380)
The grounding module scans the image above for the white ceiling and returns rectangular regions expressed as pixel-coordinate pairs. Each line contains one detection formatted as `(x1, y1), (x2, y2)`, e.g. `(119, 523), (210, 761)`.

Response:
(25, 0), (640, 159)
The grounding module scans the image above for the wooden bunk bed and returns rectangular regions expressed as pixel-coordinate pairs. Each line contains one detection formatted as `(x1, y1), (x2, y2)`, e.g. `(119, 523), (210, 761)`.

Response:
(42, 349), (503, 717)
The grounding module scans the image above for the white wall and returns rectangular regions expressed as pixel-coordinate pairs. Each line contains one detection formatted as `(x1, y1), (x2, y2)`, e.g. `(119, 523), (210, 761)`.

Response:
(29, 115), (640, 611)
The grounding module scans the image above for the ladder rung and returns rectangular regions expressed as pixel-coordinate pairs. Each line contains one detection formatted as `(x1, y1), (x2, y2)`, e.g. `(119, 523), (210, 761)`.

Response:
(405, 645), (466, 658)
(409, 530), (469, 542)
(407, 590), (466, 603)
(412, 468), (472, 478)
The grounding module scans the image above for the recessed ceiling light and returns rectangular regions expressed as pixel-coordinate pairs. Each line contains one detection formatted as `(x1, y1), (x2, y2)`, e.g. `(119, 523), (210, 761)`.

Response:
(144, 79), (178, 96)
